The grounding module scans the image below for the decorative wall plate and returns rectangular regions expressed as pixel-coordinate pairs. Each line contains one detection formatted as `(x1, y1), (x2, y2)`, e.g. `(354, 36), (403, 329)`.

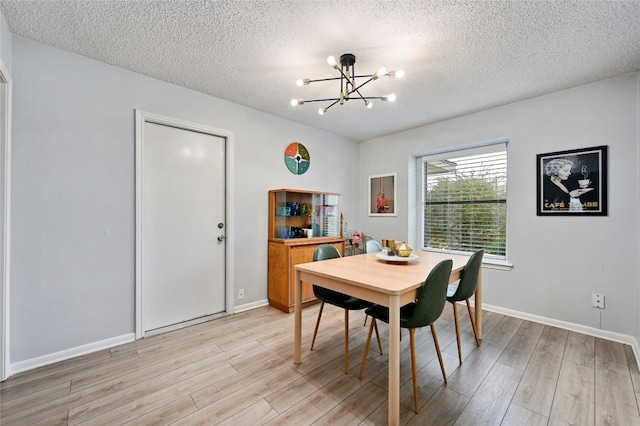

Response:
(284, 142), (310, 175)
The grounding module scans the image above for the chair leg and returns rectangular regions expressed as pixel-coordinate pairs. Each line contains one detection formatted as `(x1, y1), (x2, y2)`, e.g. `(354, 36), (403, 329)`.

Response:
(409, 328), (419, 414)
(359, 318), (376, 379)
(452, 302), (463, 364)
(430, 324), (447, 384)
(466, 299), (480, 346)
(364, 314), (368, 326)
(373, 318), (383, 355)
(310, 302), (325, 350)
(344, 310), (350, 374)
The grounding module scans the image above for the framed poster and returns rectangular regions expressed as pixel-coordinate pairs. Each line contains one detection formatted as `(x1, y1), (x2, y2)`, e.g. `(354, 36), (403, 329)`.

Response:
(369, 173), (397, 216)
(536, 145), (607, 216)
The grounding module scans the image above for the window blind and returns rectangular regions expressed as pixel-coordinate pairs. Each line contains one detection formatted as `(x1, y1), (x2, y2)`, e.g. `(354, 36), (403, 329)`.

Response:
(421, 144), (507, 258)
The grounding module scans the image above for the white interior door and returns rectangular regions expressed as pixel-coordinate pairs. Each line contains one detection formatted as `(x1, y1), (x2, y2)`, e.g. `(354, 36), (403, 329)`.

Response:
(142, 122), (226, 332)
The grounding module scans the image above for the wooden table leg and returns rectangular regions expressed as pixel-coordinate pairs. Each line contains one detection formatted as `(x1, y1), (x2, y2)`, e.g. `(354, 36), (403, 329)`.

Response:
(294, 269), (302, 364)
(475, 267), (483, 341)
(388, 295), (400, 426)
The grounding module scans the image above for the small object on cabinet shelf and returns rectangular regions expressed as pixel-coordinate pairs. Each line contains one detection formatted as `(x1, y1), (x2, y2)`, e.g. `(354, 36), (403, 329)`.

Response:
(291, 227), (306, 238)
(277, 226), (294, 239)
(276, 206), (291, 216)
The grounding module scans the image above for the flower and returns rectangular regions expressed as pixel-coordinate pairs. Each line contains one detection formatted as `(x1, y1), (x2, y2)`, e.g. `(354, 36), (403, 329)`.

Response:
(351, 231), (362, 248)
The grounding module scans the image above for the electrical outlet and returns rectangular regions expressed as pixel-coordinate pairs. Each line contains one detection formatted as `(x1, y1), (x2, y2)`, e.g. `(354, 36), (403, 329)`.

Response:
(591, 292), (605, 309)
(238, 288), (245, 300)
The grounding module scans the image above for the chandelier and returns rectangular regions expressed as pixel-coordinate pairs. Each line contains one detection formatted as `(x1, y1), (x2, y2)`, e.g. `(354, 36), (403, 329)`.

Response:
(290, 53), (404, 115)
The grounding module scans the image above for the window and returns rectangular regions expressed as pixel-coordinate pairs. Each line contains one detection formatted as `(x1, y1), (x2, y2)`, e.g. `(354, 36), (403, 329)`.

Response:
(420, 142), (507, 260)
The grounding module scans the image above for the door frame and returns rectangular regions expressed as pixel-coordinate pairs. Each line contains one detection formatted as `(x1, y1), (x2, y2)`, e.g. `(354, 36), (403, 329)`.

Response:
(0, 58), (11, 381)
(134, 110), (235, 339)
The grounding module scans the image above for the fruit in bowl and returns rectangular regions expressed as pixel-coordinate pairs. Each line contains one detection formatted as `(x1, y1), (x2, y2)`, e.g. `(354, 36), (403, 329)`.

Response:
(396, 242), (413, 257)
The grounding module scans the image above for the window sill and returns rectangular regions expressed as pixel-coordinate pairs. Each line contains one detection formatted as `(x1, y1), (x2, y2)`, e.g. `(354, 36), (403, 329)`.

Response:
(422, 248), (513, 271)
(482, 259), (513, 271)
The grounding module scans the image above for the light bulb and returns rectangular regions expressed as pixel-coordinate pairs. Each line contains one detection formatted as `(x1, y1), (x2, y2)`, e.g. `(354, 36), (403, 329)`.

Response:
(381, 94), (396, 102)
(291, 99), (304, 106)
(327, 56), (337, 66)
(389, 70), (404, 78)
(377, 67), (387, 77)
(365, 100), (373, 109)
(296, 78), (310, 86)
(319, 107), (326, 115)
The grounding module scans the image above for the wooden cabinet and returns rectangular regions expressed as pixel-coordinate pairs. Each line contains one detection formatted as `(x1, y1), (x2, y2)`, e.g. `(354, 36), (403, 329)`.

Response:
(268, 189), (344, 313)
(268, 240), (344, 312)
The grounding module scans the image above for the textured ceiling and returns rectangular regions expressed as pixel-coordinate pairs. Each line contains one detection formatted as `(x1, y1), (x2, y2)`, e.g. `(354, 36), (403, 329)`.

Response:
(1, 1), (640, 141)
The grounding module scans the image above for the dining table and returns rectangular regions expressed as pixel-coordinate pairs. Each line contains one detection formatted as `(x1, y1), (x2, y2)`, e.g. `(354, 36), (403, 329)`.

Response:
(294, 250), (480, 426)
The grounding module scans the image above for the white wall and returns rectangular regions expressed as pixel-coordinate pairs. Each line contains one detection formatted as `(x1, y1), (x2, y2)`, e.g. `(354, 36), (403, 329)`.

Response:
(0, 8), (10, 379)
(636, 73), (640, 348)
(0, 9), (10, 71)
(359, 73), (639, 337)
(9, 36), (359, 364)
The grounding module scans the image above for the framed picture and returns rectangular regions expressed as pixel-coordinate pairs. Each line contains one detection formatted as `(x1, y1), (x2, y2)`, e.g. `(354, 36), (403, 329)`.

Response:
(369, 173), (397, 216)
(536, 145), (607, 216)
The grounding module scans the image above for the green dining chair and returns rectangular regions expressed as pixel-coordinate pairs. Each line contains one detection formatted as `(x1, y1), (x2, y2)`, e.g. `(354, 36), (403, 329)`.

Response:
(310, 245), (382, 374)
(447, 249), (484, 364)
(364, 239), (383, 253)
(359, 259), (453, 414)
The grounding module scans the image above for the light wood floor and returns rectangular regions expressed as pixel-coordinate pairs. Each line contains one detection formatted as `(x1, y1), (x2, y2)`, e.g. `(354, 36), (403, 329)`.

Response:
(2, 303), (640, 425)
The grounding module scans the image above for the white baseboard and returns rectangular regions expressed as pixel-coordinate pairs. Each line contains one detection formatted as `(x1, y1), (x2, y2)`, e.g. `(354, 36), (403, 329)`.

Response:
(10, 333), (135, 376)
(8, 300), (269, 377)
(144, 311), (232, 337)
(480, 302), (640, 370)
(234, 298), (269, 313)
(10, 300), (640, 377)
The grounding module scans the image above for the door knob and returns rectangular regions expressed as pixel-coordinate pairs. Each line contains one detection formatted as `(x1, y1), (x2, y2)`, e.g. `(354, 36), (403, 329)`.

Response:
(217, 235), (225, 241)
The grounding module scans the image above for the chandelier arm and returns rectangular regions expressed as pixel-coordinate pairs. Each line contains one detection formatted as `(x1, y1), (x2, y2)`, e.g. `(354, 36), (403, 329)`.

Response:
(348, 80), (375, 104)
(324, 99), (340, 111)
(349, 87), (367, 103)
(349, 77), (376, 94)
(307, 77), (345, 83)
(302, 98), (342, 103)
(305, 74), (375, 85)
(349, 80), (371, 102)
(349, 63), (355, 94)
(334, 66), (352, 84)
